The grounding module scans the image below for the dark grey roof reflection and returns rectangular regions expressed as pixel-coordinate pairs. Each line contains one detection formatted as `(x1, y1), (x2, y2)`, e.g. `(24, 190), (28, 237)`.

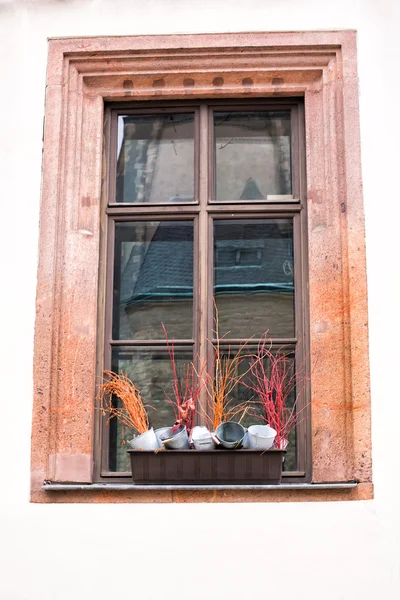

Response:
(123, 221), (294, 307)
(213, 220), (294, 295)
(124, 222), (194, 307)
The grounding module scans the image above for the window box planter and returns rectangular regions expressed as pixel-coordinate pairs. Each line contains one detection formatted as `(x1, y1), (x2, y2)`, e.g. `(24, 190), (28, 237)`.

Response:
(127, 449), (285, 485)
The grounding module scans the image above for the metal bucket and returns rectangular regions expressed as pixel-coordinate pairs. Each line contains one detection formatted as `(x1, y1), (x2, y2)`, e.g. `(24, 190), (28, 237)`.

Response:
(155, 427), (170, 446)
(246, 425), (277, 450)
(160, 425), (190, 449)
(191, 426), (216, 451)
(128, 427), (160, 450)
(215, 422), (246, 449)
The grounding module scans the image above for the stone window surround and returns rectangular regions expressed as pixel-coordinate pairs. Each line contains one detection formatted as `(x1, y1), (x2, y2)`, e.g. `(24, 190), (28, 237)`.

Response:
(31, 30), (372, 503)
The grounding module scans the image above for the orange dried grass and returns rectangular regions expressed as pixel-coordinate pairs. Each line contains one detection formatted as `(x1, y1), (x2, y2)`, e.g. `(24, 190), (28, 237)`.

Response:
(203, 340), (250, 431)
(97, 370), (149, 435)
(200, 304), (252, 430)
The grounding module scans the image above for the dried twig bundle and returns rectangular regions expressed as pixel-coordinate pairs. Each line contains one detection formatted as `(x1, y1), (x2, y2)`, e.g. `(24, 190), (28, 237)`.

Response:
(203, 341), (250, 431)
(162, 323), (206, 436)
(97, 370), (149, 435)
(245, 333), (309, 448)
(200, 304), (252, 431)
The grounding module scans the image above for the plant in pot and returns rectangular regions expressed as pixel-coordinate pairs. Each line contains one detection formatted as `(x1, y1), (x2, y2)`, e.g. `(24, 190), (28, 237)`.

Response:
(201, 334), (250, 449)
(245, 333), (310, 453)
(97, 370), (159, 450)
(159, 323), (206, 449)
(119, 334), (291, 484)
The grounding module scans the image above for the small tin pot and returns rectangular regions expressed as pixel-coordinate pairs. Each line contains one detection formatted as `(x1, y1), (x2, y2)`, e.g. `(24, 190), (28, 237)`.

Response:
(160, 425), (190, 449)
(215, 421), (246, 449)
(128, 427), (160, 451)
(191, 426), (216, 451)
(246, 425), (277, 450)
(155, 427), (170, 446)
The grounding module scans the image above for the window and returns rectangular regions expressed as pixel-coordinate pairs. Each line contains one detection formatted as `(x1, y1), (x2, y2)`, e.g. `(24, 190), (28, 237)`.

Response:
(97, 100), (309, 481)
(32, 32), (372, 502)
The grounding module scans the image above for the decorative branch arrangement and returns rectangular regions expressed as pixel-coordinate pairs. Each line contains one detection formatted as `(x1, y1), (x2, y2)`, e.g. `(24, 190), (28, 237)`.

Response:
(98, 323), (310, 462)
(199, 305), (251, 431)
(245, 333), (310, 449)
(97, 324), (311, 484)
(97, 370), (150, 435)
(162, 323), (206, 437)
(202, 338), (249, 432)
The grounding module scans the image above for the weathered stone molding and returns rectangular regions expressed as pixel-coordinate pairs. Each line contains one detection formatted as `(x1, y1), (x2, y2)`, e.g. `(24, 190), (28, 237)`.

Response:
(31, 31), (372, 502)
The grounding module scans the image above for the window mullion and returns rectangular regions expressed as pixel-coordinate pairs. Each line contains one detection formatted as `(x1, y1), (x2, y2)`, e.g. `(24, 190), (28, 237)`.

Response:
(197, 103), (210, 425)
(293, 212), (306, 474)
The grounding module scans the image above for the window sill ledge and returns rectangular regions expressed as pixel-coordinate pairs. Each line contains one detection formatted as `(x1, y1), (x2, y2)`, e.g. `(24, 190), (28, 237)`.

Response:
(42, 482), (358, 491)
(33, 480), (373, 502)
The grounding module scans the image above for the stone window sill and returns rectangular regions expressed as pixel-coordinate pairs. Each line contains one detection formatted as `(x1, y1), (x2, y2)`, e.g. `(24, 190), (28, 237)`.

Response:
(43, 482), (358, 491)
(35, 481), (373, 503)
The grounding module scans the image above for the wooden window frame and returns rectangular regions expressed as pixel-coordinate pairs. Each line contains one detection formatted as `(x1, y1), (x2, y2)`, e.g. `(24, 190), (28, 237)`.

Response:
(31, 31), (372, 503)
(98, 100), (309, 482)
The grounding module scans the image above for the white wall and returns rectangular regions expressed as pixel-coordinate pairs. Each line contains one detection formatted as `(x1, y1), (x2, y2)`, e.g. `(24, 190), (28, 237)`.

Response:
(1, 1), (399, 598)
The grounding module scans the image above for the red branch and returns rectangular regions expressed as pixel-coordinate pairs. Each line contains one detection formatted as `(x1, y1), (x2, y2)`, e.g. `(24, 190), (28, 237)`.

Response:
(244, 333), (310, 449)
(162, 323), (206, 437)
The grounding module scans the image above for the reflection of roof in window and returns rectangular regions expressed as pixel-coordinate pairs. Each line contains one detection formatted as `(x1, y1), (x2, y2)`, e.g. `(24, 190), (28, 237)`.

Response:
(122, 223), (194, 307)
(122, 223), (294, 307)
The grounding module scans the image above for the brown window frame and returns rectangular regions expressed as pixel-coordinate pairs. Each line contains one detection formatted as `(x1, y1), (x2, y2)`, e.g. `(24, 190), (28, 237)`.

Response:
(95, 99), (311, 483)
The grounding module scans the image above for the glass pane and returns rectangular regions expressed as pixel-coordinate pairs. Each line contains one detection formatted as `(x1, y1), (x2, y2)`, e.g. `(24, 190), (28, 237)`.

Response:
(220, 348), (297, 472)
(109, 346), (193, 472)
(214, 111), (292, 201)
(214, 219), (295, 338)
(113, 221), (194, 340)
(116, 114), (195, 203)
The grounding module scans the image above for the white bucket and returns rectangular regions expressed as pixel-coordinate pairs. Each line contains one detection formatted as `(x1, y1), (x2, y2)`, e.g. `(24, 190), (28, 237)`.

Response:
(128, 427), (160, 450)
(246, 425), (277, 450)
(191, 426), (216, 451)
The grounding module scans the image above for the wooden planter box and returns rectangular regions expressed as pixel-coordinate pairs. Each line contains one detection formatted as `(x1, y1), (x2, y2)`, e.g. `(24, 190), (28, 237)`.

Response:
(127, 449), (285, 485)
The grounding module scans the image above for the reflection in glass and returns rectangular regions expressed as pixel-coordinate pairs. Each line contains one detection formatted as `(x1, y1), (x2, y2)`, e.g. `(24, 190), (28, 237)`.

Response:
(214, 111), (292, 201)
(214, 219), (295, 338)
(109, 347), (193, 472)
(116, 114), (195, 203)
(112, 221), (194, 340)
(221, 349), (297, 471)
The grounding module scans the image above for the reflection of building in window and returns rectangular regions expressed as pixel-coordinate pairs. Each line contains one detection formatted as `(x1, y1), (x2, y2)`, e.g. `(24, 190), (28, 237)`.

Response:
(115, 222), (194, 341)
(116, 114), (195, 203)
(115, 219), (295, 343)
(215, 111), (292, 200)
(217, 245), (264, 268)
